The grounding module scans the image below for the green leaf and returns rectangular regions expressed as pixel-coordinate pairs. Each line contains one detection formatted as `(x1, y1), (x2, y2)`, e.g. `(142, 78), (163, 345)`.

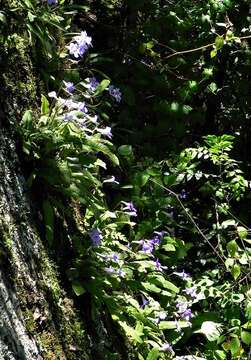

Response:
(118, 145), (133, 157)
(28, 11), (36, 22)
(0, 11), (7, 25)
(21, 110), (33, 129)
(146, 348), (159, 360)
(72, 283), (86, 296)
(159, 321), (190, 330)
(213, 350), (226, 360)
(210, 49), (217, 58)
(208, 82), (217, 94)
(227, 240), (238, 257)
(94, 79), (110, 96)
(86, 139), (119, 166)
(231, 264), (241, 280)
(119, 321), (143, 343)
(230, 337), (241, 356)
(221, 219), (236, 228)
(196, 321), (223, 341)
(162, 244), (176, 252)
(41, 94), (50, 115)
(237, 226), (248, 239)
(241, 331), (251, 345)
(215, 36), (224, 50)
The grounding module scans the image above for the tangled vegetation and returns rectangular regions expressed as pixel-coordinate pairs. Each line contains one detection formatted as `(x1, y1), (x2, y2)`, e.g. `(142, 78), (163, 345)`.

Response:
(1, 0), (251, 358)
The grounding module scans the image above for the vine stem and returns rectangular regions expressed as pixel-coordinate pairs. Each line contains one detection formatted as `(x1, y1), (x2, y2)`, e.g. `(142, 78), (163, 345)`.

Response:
(150, 179), (226, 266)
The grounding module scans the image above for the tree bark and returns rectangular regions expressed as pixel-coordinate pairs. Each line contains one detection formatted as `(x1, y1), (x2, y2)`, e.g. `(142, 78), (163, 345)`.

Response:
(0, 34), (91, 360)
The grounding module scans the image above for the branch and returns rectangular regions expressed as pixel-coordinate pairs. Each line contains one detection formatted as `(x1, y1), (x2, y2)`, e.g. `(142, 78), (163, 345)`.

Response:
(164, 34), (251, 60)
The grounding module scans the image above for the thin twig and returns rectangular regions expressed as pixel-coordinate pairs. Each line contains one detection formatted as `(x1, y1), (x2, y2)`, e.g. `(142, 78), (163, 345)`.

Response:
(150, 179), (226, 265)
(164, 34), (251, 60)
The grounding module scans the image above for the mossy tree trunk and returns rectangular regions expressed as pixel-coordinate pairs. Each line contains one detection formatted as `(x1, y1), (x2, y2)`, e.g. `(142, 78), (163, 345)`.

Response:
(0, 34), (92, 360)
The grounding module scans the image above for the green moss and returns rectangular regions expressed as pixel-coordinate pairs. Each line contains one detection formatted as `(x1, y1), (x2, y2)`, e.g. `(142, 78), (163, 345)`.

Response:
(40, 331), (66, 360)
(23, 308), (37, 334)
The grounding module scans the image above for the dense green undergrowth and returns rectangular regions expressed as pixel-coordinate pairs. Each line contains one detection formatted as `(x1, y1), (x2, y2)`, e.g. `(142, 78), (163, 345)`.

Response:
(2, 0), (251, 358)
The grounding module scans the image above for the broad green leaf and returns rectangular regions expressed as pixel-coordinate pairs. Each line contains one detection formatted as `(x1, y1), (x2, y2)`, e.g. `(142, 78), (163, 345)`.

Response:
(241, 331), (251, 345)
(227, 240), (238, 257)
(231, 264), (241, 280)
(118, 145), (133, 157)
(72, 283), (86, 296)
(162, 244), (176, 252)
(119, 321), (143, 343)
(21, 110), (33, 129)
(237, 226), (248, 239)
(221, 219), (236, 228)
(41, 94), (50, 115)
(146, 348), (159, 360)
(210, 49), (217, 58)
(230, 337), (241, 356)
(159, 321), (190, 330)
(213, 350), (226, 360)
(196, 321), (222, 341)
(215, 36), (224, 50)
(94, 79), (110, 96)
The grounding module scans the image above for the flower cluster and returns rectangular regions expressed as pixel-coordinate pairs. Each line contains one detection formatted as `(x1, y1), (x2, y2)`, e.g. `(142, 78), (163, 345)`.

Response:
(89, 228), (103, 246)
(64, 81), (75, 93)
(176, 301), (193, 322)
(67, 31), (92, 59)
(109, 85), (122, 102)
(140, 231), (165, 255)
(87, 77), (99, 92)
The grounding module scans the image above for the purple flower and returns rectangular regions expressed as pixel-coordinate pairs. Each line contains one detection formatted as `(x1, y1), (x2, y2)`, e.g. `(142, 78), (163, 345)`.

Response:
(64, 113), (75, 121)
(64, 99), (79, 110)
(180, 309), (193, 321)
(88, 77), (99, 92)
(47, 0), (57, 4)
(140, 298), (149, 309)
(184, 287), (196, 298)
(141, 240), (154, 254)
(160, 343), (173, 352)
(173, 270), (191, 281)
(104, 266), (115, 274)
(155, 258), (162, 271)
(68, 43), (80, 58)
(78, 102), (88, 113)
(109, 85), (122, 102)
(176, 302), (188, 313)
(180, 189), (187, 200)
(121, 201), (137, 216)
(64, 81), (75, 93)
(156, 311), (167, 324)
(117, 268), (126, 277)
(97, 126), (112, 139)
(112, 253), (119, 262)
(176, 302), (193, 321)
(89, 228), (102, 246)
(67, 31), (92, 59)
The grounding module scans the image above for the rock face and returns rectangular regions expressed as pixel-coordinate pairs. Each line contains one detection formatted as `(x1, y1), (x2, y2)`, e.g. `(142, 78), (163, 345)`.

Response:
(0, 34), (90, 359)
